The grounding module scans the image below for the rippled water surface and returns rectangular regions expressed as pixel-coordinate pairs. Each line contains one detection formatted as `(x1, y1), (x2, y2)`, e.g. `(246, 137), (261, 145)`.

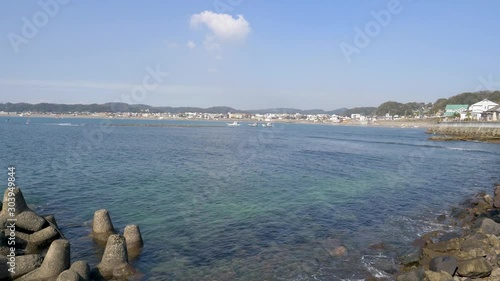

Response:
(0, 116), (499, 280)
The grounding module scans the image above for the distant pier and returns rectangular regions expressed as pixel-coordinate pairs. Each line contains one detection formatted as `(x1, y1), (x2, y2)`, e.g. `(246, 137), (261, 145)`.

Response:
(427, 122), (500, 143)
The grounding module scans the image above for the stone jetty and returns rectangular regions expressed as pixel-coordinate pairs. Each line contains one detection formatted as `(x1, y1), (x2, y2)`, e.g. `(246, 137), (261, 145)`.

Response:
(427, 122), (500, 143)
(396, 184), (500, 281)
(0, 186), (143, 280)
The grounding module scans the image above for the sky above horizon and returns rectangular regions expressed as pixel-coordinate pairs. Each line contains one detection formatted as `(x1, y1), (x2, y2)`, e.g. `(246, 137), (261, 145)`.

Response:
(1, 0), (500, 110)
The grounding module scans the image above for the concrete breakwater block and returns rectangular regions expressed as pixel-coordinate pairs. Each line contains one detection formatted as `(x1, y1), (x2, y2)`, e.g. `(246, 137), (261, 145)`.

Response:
(0, 187), (63, 255)
(124, 224), (144, 258)
(16, 239), (71, 281)
(56, 270), (81, 281)
(91, 234), (136, 280)
(69, 260), (91, 281)
(56, 260), (90, 281)
(14, 225), (60, 253)
(92, 209), (116, 243)
(0, 254), (43, 280)
(0, 187), (29, 217)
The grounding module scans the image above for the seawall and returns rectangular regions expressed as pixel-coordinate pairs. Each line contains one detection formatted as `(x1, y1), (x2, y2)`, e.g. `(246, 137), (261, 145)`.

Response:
(427, 122), (500, 143)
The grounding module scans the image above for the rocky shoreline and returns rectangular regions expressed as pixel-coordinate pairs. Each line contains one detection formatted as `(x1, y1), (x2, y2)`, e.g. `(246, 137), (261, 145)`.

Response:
(395, 184), (500, 281)
(0, 187), (143, 281)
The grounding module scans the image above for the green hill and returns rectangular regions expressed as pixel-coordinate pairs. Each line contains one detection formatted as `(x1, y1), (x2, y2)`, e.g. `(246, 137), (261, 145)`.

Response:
(431, 91), (500, 113)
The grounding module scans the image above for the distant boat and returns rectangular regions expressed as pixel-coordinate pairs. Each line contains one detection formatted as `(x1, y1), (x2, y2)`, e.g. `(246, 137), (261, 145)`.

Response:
(25, 118), (30, 125)
(248, 123), (258, 127)
(262, 122), (274, 127)
(227, 121), (241, 127)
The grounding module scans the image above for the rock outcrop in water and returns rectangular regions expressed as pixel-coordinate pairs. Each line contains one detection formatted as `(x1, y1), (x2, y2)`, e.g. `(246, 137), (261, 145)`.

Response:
(396, 184), (500, 281)
(0, 187), (143, 280)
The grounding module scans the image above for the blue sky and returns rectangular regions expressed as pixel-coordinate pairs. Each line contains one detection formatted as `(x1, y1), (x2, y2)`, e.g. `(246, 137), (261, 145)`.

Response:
(1, 0), (500, 110)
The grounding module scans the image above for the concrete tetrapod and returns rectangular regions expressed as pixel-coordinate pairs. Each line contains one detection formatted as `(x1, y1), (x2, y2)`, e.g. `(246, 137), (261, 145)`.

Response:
(16, 239), (70, 281)
(91, 234), (136, 280)
(56, 260), (91, 281)
(91, 209), (116, 244)
(56, 270), (80, 281)
(124, 225), (144, 259)
(0, 254), (42, 280)
(69, 260), (90, 280)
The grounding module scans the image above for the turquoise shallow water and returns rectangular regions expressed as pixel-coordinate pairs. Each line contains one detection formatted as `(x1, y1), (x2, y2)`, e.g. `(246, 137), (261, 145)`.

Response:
(0, 116), (499, 280)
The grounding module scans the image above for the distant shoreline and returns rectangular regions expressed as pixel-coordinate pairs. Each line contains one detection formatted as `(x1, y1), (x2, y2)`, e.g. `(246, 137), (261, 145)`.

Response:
(1, 114), (439, 129)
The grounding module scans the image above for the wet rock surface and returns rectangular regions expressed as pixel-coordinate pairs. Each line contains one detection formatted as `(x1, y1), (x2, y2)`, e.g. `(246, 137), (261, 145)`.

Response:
(396, 184), (500, 281)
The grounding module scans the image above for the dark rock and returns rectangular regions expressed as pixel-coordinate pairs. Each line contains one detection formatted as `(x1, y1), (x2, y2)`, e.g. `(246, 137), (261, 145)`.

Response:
(475, 218), (500, 235)
(484, 209), (500, 223)
(494, 184), (500, 208)
(457, 257), (492, 278)
(429, 256), (457, 276)
(373, 257), (398, 275)
(400, 249), (422, 267)
(436, 214), (446, 222)
(396, 267), (424, 281)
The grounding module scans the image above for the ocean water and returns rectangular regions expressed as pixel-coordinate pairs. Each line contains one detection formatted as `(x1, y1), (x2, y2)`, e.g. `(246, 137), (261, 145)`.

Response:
(0, 116), (499, 280)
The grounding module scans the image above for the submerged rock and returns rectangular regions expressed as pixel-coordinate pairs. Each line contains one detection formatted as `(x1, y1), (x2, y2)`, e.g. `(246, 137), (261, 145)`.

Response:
(396, 267), (424, 281)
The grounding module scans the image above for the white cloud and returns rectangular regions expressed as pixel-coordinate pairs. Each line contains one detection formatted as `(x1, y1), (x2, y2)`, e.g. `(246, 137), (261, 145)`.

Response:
(187, 40), (196, 49)
(190, 11), (250, 53)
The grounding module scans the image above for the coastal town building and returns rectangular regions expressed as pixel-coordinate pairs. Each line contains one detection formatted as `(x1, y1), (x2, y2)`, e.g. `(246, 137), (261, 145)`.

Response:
(485, 105), (500, 121)
(444, 104), (468, 119)
(468, 99), (499, 120)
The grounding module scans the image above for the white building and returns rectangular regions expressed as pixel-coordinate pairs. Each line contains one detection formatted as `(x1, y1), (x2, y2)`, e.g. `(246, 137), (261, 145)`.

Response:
(468, 99), (499, 120)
